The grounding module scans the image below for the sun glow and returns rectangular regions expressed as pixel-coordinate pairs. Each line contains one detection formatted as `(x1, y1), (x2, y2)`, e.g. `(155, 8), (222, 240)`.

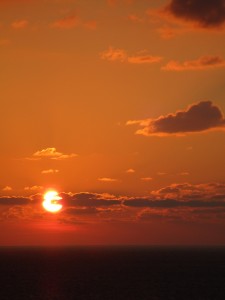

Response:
(42, 190), (63, 213)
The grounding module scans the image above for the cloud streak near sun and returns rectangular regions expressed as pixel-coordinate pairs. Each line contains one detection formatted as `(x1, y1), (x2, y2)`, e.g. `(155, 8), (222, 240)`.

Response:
(1, 183), (225, 225)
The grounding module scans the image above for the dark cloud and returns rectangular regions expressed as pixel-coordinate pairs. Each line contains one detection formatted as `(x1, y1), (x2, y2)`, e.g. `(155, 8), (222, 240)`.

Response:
(61, 192), (121, 207)
(165, 0), (225, 28)
(0, 197), (30, 205)
(64, 207), (99, 215)
(123, 199), (225, 208)
(128, 101), (225, 136)
(123, 183), (225, 208)
(152, 183), (225, 200)
(124, 198), (180, 208)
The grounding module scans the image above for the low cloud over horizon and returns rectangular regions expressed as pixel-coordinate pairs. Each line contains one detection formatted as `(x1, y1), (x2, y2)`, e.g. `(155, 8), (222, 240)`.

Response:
(1, 182), (225, 225)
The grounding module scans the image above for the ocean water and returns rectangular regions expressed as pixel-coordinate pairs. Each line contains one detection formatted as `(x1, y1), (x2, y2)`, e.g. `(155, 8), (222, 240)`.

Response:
(0, 246), (225, 300)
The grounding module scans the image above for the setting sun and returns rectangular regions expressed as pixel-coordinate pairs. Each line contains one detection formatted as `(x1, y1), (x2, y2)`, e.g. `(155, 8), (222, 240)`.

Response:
(42, 191), (63, 213)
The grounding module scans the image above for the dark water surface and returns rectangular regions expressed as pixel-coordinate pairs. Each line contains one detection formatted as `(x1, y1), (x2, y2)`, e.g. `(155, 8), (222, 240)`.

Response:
(0, 246), (225, 300)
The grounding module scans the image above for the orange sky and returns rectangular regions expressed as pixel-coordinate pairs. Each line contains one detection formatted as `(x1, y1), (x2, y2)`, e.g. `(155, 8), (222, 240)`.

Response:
(1, 0), (225, 245)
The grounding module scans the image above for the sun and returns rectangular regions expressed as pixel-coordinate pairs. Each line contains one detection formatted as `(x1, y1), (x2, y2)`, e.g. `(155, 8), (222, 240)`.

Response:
(42, 190), (63, 213)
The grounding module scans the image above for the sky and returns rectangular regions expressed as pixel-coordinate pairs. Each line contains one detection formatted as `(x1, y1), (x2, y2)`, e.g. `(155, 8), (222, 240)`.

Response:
(1, 0), (225, 246)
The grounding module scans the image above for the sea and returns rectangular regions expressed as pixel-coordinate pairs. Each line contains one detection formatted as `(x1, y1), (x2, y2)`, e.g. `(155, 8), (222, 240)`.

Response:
(0, 246), (225, 300)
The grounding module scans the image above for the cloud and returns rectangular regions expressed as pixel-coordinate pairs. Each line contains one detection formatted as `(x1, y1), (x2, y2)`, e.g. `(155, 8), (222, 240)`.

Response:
(151, 183), (225, 201)
(50, 15), (79, 29)
(1, 184), (225, 224)
(64, 207), (99, 215)
(137, 208), (183, 222)
(98, 177), (119, 182)
(101, 47), (127, 62)
(50, 15), (97, 30)
(124, 198), (225, 209)
(141, 177), (153, 181)
(62, 192), (121, 207)
(2, 186), (12, 192)
(162, 55), (225, 71)
(41, 169), (59, 174)
(84, 20), (97, 30)
(24, 186), (43, 191)
(127, 55), (163, 64)
(157, 172), (167, 176)
(0, 197), (30, 205)
(127, 101), (225, 136)
(100, 47), (163, 64)
(128, 14), (144, 23)
(30, 147), (77, 160)
(178, 172), (189, 176)
(126, 168), (135, 173)
(11, 19), (29, 29)
(107, 0), (133, 7)
(163, 0), (225, 29)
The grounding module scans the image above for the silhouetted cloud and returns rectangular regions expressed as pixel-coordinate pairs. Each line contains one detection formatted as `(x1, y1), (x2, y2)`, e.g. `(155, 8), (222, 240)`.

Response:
(127, 101), (225, 136)
(62, 192), (121, 207)
(0, 197), (30, 205)
(164, 0), (225, 29)
(162, 55), (225, 71)
(101, 47), (163, 64)
(64, 207), (99, 215)
(152, 182), (225, 200)
(0, 184), (225, 224)
(123, 198), (225, 208)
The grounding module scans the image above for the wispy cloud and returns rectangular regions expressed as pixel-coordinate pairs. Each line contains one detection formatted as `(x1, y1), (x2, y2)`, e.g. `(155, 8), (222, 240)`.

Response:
(98, 177), (119, 182)
(141, 177), (153, 182)
(41, 169), (59, 174)
(101, 47), (163, 64)
(28, 147), (77, 160)
(128, 14), (144, 23)
(178, 172), (190, 176)
(11, 19), (29, 29)
(162, 55), (225, 71)
(24, 186), (43, 191)
(126, 168), (135, 173)
(127, 101), (225, 136)
(107, 0), (134, 7)
(2, 186), (12, 192)
(50, 15), (97, 30)
(50, 15), (79, 29)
